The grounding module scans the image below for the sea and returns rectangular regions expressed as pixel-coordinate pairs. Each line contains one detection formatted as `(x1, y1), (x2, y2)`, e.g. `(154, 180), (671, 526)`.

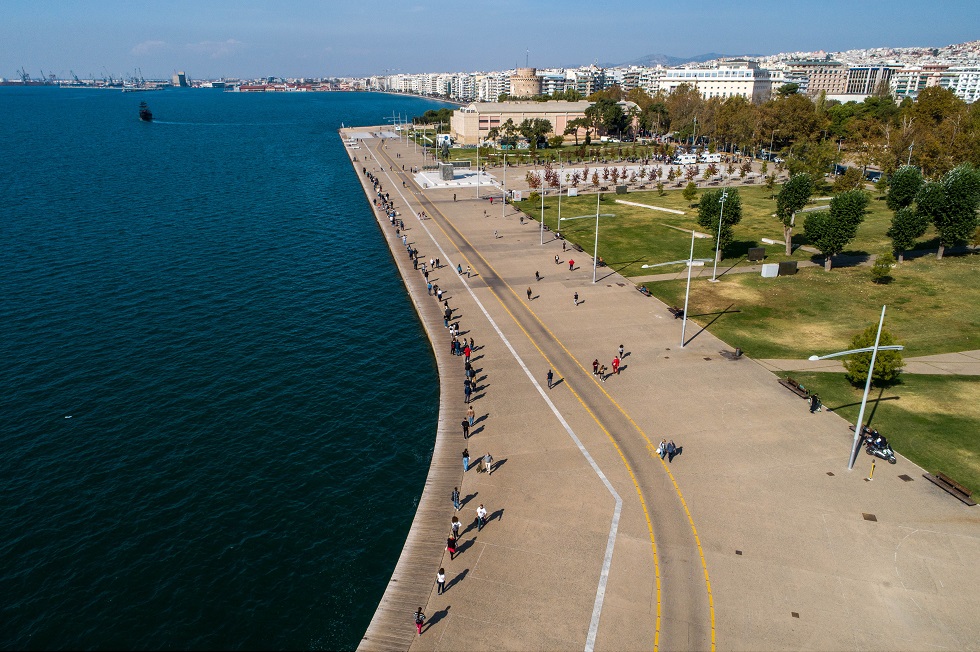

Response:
(0, 87), (448, 650)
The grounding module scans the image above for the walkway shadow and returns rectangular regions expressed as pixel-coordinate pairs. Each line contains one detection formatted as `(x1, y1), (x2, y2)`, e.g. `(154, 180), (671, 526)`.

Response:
(684, 304), (739, 346)
(830, 394), (900, 413)
(424, 606), (451, 632)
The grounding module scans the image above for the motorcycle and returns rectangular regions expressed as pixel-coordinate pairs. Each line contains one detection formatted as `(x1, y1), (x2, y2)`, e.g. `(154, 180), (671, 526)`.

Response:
(862, 429), (897, 464)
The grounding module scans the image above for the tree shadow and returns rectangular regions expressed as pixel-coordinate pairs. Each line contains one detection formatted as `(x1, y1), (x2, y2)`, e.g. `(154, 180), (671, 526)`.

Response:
(684, 304), (738, 346)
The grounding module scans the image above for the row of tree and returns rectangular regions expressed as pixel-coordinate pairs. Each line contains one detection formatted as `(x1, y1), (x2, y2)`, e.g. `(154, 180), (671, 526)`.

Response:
(585, 85), (980, 181)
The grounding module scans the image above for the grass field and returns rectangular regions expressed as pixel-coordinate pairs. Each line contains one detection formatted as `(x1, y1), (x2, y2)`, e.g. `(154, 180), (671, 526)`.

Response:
(780, 372), (980, 496)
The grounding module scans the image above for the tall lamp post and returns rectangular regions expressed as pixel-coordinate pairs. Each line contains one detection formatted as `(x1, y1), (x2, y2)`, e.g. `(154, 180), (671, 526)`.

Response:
(557, 199), (615, 284)
(808, 305), (904, 469)
(641, 230), (711, 347)
(710, 190), (728, 282)
(502, 151), (507, 219)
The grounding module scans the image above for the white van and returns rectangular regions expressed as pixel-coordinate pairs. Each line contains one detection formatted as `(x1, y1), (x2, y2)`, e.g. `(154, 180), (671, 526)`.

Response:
(699, 153), (721, 164)
(673, 154), (698, 165)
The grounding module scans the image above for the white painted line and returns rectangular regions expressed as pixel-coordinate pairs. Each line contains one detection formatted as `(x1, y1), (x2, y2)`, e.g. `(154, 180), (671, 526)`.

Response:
(615, 199), (686, 215)
(373, 144), (622, 652)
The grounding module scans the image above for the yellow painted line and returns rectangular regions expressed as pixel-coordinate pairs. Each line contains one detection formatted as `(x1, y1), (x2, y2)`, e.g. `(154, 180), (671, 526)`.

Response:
(382, 141), (714, 650)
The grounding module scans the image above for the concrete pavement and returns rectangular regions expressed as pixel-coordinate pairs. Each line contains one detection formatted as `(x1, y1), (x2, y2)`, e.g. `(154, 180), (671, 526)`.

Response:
(349, 130), (980, 652)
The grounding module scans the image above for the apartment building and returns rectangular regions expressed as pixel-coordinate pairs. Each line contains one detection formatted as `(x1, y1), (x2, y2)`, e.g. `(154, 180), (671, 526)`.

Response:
(785, 60), (848, 97)
(941, 66), (980, 103)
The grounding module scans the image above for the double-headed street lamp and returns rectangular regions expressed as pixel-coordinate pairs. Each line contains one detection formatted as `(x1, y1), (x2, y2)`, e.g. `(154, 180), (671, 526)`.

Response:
(808, 305), (904, 469)
(710, 190), (728, 282)
(557, 192), (615, 283)
(642, 229), (712, 347)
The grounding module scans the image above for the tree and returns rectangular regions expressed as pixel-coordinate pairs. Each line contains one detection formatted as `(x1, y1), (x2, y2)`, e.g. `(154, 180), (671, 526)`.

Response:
(682, 181), (699, 205)
(547, 135), (564, 149)
(832, 167), (864, 193)
(915, 164), (980, 258)
(776, 82), (800, 96)
(886, 207), (929, 262)
(842, 324), (904, 387)
(564, 117), (589, 145)
(775, 173), (813, 256)
(885, 165), (923, 210)
(803, 189), (869, 270)
(525, 171), (541, 190)
(696, 189), (743, 261)
(519, 118), (553, 148)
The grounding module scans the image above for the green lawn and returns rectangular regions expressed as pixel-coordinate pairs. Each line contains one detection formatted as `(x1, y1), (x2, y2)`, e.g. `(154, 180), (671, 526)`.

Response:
(781, 372), (980, 496)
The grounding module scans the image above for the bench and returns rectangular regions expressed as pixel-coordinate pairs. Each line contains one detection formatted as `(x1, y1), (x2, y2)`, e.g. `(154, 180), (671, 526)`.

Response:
(778, 377), (810, 399)
(923, 472), (977, 506)
(667, 306), (684, 319)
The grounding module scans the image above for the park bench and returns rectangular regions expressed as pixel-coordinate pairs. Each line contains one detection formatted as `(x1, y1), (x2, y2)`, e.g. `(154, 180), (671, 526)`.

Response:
(778, 377), (810, 398)
(923, 472), (977, 506)
(667, 306), (684, 319)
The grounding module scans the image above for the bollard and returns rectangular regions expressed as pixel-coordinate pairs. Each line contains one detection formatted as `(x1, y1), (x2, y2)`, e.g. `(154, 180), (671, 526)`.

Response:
(868, 460), (876, 480)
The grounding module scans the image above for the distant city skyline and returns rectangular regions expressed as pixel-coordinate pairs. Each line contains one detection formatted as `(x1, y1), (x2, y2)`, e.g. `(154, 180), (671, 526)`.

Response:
(3, 0), (979, 80)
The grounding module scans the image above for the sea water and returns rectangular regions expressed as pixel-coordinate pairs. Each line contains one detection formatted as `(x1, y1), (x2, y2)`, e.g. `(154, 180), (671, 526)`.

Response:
(0, 87), (444, 650)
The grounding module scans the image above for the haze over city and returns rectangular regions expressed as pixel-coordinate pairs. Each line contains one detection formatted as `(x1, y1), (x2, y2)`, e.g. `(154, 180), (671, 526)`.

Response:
(3, 0), (979, 79)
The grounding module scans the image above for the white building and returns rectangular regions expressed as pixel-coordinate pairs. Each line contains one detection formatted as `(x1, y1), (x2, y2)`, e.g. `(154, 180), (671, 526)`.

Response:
(941, 66), (980, 103)
(661, 60), (773, 102)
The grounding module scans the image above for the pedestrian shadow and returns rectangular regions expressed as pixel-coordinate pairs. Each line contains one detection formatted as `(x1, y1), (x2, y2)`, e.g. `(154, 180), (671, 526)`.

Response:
(623, 351), (631, 358)
(472, 392), (486, 402)
(618, 364), (627, 374)
(551, 378), (565, 388)
(491, 458), (507, 473)
(489, 508), (505, 523)
(476, 375), (488, 383)
(475, 413), (489, 424)
(461, 520), (477, 536)
(472, 355), (484, 363)
(456, 537), (477, 557)
(446, 569), (469, 592)
(668, 446), (683, 462)
(460, 492), (478, 509)
(424, 605), (451, 632)
(470, 425), (485, 437)
(575, 299), (586, 305)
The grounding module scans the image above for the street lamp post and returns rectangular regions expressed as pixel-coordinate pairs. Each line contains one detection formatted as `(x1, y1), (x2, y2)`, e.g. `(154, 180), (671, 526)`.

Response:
(641, 230), (710, 347)
(710, 190), (728, 282)
(592, 192), (601, 283)
(808, 305), (904, 469)
(502, 151), (507, 219)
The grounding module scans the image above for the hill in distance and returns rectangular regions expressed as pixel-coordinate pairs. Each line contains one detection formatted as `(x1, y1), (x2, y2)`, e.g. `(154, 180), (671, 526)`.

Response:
(597, 52), (767, 68)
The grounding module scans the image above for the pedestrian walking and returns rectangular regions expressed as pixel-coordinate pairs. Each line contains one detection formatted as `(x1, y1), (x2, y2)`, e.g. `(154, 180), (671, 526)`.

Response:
(612, 356), (620, 374)
(618, 344), (625, 359)
(476, 503), (488, 531)
(494, 229), (498, 239)
(427, 282), (432, 295)
(457, 263), (463, 275)
(809, 393), (821, 413)
(563, 241), (567, 251)
(568, 259), (575, 271)
(483, 451), (494, 475)
(437, 568), (446, 594)
(452, 487), (461, 511)
(465, 265), (471, 277)
(451, 515), (461, 538)
(435, 258), (440, 268)
(535, 270), (540, 281)
(464, 381), (472, 404)
(463, 345), (471, 361)
(461, 418), (470, 439)
(462, 448), (470, 472)
(469, 337), (474, 351)
(555, 254), (560, 265)
(527, 287), (532, 300)
(573, 292), (579, 306)
(547, 369), (554, 389)
(437, 288), (443, 301)
(446, 535), (458, 560)
(453, 192), (457, 201)
(467, 405), (475, 427)
(414, 608), (425, 636)
(593, 358), (599, 376)
(599, 364), (607, 382)
(657, 439), (668, 459)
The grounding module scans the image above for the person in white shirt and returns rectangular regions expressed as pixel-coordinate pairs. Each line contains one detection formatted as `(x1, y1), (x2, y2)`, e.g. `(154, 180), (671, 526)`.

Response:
(476, 503), (488, 531)
(436, 568), (446, 594)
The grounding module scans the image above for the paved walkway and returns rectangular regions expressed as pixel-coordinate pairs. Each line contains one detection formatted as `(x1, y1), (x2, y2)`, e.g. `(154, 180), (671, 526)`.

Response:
(758, 350), (980, 376)
(348, 130), (980, 652)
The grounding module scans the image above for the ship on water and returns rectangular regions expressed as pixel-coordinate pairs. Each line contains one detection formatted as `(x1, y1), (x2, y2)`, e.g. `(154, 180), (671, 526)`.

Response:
(138, 101), (153, 122)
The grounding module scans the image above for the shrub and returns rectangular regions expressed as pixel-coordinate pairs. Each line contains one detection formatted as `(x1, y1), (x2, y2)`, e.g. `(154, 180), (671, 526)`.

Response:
(843, 324), (904, 387)
(871, 252), (895, 284)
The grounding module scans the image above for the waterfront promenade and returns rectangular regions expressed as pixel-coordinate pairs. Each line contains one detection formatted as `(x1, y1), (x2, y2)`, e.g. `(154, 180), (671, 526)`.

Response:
(344, 129), (980, 651)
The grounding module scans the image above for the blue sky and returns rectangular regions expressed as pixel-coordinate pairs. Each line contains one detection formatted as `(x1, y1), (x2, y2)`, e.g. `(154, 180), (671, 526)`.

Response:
(2, 0), (978, 80)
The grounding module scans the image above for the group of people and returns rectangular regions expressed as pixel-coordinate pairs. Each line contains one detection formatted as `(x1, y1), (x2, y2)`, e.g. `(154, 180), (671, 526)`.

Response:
(591, 345), (626, 382)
